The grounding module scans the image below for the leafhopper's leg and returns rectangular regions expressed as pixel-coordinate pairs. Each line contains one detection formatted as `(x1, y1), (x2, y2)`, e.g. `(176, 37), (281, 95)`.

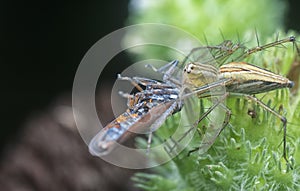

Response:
(145, 60), (181, 85)
(118, 91), (134, 99)
(117, 74), (144, 92)
(161, 60), (179, 82)
(244, 94), (291, 168)
(118, 91), (136, 108)
(145, 60), (178, 76)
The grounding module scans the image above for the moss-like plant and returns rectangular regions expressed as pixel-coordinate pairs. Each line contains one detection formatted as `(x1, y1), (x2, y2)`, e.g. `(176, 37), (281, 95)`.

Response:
(124, 0), (300, 190)
(132, 41), (300, 190)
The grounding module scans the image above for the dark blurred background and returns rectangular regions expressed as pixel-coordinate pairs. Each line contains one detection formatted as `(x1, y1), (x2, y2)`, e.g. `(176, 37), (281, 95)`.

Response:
(1, 1), (138, 190)
(285, 0), (300, 31)
(1, 0), (132, 151)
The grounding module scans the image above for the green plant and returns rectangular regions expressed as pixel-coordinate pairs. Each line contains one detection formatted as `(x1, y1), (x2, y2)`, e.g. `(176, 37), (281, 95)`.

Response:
(132, 49), (300, 190)
(125, 0), (300, 190)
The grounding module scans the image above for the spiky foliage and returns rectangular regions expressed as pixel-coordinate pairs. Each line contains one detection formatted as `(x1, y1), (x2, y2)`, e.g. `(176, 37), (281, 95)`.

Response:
(125, 0), (300, 190)
(132, 42), (300, 189)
